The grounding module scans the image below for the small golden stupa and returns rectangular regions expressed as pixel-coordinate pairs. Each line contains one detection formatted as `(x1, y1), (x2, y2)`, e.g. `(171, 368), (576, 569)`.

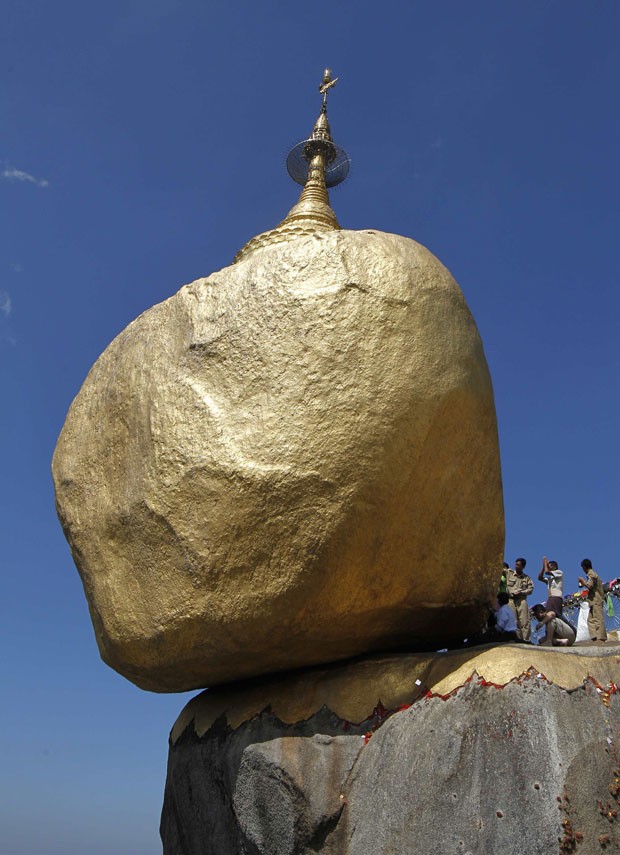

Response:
(234, 69), (348, 262)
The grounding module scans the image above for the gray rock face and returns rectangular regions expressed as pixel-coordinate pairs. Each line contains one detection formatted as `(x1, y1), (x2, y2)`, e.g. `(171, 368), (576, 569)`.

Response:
(161, 674), (620, 854)
(328, 678), (620, 854)
(234, 735), (361, 854)
(161, 708), (370, 855)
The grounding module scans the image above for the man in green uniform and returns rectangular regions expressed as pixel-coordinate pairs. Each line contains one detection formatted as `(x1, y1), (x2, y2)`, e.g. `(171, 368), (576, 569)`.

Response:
(577, 558), (607, 642)
(506, 557), (534, 642)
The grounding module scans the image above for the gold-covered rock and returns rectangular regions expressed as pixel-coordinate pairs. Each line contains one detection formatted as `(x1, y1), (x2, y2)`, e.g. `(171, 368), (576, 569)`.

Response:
(52, 230), (504, 692)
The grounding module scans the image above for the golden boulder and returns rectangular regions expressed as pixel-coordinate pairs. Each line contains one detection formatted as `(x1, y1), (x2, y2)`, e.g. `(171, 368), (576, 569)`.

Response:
(52, 229), (504, 692)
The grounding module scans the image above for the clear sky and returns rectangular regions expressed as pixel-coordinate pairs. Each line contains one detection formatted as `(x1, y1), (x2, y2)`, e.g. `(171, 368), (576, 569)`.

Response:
(2, 2), (619, 853)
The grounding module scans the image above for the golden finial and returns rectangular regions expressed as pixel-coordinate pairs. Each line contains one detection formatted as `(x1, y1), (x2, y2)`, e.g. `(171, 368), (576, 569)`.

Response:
(234, 68), (350, 263)
(319, 68), (339, 108)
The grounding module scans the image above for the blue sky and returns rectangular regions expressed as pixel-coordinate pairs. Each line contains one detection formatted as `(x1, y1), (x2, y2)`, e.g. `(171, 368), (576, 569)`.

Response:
(2, 2), (619, 852)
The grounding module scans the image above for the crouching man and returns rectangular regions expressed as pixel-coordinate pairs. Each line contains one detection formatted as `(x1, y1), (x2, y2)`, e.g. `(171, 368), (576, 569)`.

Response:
(532, 603), (576, 647)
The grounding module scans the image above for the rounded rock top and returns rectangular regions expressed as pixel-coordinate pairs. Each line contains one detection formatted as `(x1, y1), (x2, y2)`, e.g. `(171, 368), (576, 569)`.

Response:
(52, 229), (504, 692)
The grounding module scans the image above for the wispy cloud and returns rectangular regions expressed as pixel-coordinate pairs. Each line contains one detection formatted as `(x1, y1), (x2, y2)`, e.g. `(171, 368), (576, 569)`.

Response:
(0, 289), (15, 345)
(1, 163), (49, 188)
(10, 262), (23, 273)
(0, 290), (12, 316)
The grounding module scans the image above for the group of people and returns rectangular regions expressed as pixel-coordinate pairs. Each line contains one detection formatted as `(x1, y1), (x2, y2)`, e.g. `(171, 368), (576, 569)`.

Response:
(490, 556), (608, 646)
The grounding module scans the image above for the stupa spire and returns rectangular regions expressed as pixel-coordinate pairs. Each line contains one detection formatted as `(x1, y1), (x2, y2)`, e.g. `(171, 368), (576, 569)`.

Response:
(234, 68), (349, 263)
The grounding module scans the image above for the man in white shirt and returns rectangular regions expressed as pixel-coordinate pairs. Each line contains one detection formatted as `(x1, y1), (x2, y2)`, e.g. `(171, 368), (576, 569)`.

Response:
(538, 556), (564, 617)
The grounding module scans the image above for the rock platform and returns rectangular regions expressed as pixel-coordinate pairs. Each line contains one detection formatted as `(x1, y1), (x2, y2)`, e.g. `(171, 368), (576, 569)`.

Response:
(161, 643), (620, 854)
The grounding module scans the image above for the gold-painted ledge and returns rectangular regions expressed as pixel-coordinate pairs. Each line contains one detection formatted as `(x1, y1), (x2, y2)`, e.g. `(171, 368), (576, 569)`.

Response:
(171, 643), (620, 744)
